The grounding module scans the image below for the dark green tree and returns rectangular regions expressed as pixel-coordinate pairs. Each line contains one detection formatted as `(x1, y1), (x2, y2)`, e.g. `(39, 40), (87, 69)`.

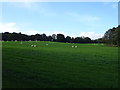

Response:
(57, 34), (65, 42)
(102, 25), (120, 46)
(65, 36), (71, 43)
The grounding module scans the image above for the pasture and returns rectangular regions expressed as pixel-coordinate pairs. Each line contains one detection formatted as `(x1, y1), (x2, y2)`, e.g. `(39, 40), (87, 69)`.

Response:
(2, 41), (118, 88)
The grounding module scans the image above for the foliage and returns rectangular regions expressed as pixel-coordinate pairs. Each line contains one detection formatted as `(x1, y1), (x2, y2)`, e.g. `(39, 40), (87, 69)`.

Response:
(2, 25), (119, 45)
(56, 34), (66, 42)
(100, 25), (120, 46)
(2, 32), (98, 43)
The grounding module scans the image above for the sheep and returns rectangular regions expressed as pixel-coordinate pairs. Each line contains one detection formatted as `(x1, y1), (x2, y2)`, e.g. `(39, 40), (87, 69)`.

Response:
(31, 45), (34, 47)
(31, 45), (37, 47)
(75, 46), (78, 48)
(46, 44), (48, 46)
(72, 46), (74, 48)
(34, 45), (37, 47)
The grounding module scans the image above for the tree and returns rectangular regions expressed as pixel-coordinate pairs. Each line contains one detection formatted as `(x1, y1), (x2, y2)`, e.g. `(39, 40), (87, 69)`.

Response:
(84, 37), (92, 43)
(74, 37), (84, 43)
(65, 36), (71, 43)
(47, 36), (53, 41)
(102, 25), (120, 46)
(1, 32), (96, 44)
(56, 34), (65, 42)
(71, 37), (75, 43)
(2, 32), (10, 41)
(34, 34), (42, 41)
(30, 35), (35, 41)
(41, 34), (47, 41)
(52, 34), (57, 41)
(52, 34), (57, 39)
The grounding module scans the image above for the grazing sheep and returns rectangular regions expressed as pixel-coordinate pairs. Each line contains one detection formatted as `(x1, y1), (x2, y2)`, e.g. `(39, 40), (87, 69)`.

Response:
(34, 45), (37, 47)
(31, 45), (34, 47)
(72, 46), (74, 48)
(75, 46), (77, 48)
(31, 45), (37, 47)
(46, 44), (48, 45)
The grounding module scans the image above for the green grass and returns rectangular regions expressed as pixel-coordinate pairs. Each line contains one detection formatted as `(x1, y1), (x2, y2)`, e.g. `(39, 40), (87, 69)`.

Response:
(2, 41), (118, 88)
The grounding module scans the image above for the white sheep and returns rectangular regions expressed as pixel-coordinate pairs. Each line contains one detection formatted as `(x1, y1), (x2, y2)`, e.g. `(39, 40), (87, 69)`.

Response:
(34, 45), (37, 47)
(75, 46), (78, 48)
(72, 46), (74, 48)
(31, 45), (37, 47)
(31, 45), (34, 47)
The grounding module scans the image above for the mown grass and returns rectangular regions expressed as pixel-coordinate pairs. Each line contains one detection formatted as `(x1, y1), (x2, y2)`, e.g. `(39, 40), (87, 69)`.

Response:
(2, 41), (118, 88)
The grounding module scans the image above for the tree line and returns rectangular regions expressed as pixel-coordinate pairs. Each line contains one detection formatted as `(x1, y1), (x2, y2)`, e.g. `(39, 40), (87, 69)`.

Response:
(1, 32), (98, 43)
(1, 25), (119, 46)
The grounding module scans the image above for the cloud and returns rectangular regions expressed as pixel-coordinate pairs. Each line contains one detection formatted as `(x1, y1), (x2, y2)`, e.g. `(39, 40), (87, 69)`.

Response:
(19, 2), (33, 9)
(66, 12), (101, 22)
(10, 2), (56, 16)
(103, 2), (118, 9)
(0, 22), (20, 33)
(10, 2), (34, 9)
(112, 4), (118, 9)
(0, 22), (40, 35)
(80, 32), (104, 39)
(0, 22), (66, 36)
(0, 22), (104, 40)
(23, 30), (40, 35)
(80, 16), (100, 21)
(52, 31), (66, 35)
(36, 31), (66, 36)
(103, 2), (110, 5)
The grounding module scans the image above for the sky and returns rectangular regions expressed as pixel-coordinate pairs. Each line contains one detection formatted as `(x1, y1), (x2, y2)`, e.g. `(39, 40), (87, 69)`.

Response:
(0, 2), (118, 39)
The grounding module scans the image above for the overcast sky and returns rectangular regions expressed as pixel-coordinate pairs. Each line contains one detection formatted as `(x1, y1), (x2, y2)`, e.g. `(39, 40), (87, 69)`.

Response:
(0, 2), (118, 39)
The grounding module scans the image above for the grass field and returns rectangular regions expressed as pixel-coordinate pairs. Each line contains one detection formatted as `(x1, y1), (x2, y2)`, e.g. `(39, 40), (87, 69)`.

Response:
(2, 41), (118, 88)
